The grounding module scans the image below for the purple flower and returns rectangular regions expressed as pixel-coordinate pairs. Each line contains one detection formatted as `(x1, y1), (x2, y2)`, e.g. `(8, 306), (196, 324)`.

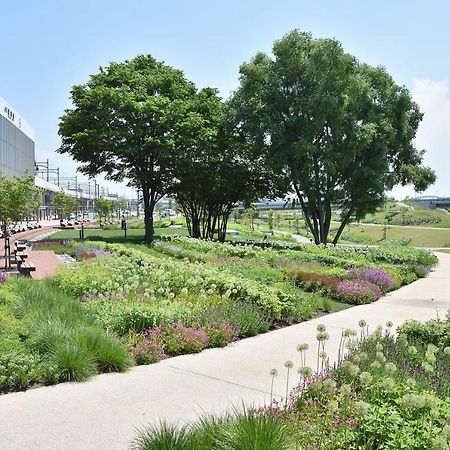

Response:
(0, 271), (7, 284)
(348, 267), (394, 292)
(335, 279), (382, 305)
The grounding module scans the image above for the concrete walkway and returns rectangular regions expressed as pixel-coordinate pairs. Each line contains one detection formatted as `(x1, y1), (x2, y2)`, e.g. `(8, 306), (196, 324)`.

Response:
(0, 255), (449, 450)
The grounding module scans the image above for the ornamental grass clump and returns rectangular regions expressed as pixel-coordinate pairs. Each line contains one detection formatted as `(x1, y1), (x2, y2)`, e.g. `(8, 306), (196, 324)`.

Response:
(348, 267), (395, 293)
(334, 279), (382, 305)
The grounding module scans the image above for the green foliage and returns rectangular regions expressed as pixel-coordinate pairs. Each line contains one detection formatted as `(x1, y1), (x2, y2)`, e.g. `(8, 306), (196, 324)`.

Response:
(132, 413), (290, 450)
(0, 173), (41, 239)
(8, 278), (131, 386)
(171, 90), (274, 242)
(95, 198), (115, 221)
(59, 54), (199, 242)
(0, 352), (58, 391)
(194, 301), (271, 338)
(399, 318), (450, 347)
(232, 30), (435, 245)
(53, 191), (79, 219)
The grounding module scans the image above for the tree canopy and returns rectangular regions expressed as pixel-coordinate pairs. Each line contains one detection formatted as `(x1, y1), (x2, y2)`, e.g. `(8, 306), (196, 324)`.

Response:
(231, 30), (436, 244)
(53, 192), (79, 219)
(0, 174), (41, 267)
(170, 88), (277, 241)
(96, 198), (115, 221)
(58, 55), (197, 242)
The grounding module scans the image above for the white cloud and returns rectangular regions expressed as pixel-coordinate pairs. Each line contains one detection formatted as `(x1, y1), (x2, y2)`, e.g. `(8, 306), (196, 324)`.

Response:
(391, 78), (450, 199)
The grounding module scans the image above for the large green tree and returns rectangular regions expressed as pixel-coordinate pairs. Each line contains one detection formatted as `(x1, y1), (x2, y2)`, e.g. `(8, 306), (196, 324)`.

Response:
(58, 55), (196, 242)
(232, 31), (436, 244)
(171, 88), (277, 241)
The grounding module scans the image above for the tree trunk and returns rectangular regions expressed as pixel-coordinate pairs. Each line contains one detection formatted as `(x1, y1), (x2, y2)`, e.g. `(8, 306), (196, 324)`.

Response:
(142, 188), (155, 243)
(332, 207), (354, 245)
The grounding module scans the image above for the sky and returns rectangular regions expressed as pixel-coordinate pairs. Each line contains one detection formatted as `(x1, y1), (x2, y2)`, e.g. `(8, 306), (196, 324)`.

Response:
(1, 0), (449, 199)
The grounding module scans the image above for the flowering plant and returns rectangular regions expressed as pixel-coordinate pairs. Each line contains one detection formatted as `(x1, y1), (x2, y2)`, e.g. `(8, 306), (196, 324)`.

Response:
(334, 279), (382, 305)
(348, 267), (395, 292)
(145, 323), (209, 355)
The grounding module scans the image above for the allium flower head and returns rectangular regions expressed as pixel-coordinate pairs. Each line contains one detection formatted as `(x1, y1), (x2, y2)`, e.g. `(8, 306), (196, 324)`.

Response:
(408, 346), (418, 356)
(385, 362), (397, 374)
(317, 324), (326, 332)
(376, 343), (383, 352)
(319, 351), (328, 360)
(358, 319), (367, 328)
(284, 360), (293, 369)
(298, 366), (313, 377)
(322, 379), (336, 393)
(381, 377), (396, 391)
(370, 361), (381, 370)
(269, 368), (278, 377)
(327, 400), (338, 413)
(444, 346), (450, 356)
(359, 372), (373, 386)
(297, 343), (309, 352)
(354, 400), (371, 417)
(340, 384), (352, 396)
(316, 332), (328, 341)
(386, 320), (393, 328)
(359, 352), (368, 361)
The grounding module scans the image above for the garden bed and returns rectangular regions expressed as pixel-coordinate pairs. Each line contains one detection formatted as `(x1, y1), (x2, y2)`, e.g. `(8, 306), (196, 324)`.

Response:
(131, 316), (450, 449)
(0, 237), (437, 393)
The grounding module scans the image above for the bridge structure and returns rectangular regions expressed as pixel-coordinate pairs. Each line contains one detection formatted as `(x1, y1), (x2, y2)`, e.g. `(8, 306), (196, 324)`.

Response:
(409, 196), (450, 209)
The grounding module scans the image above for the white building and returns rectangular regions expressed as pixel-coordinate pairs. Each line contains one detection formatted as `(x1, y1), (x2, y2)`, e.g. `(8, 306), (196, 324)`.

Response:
(0, 96), (35, 177)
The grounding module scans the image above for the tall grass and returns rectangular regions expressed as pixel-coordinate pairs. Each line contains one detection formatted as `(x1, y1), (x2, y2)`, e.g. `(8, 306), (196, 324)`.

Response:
(130, 411), (289, 450)
(12, 278), (130, 382)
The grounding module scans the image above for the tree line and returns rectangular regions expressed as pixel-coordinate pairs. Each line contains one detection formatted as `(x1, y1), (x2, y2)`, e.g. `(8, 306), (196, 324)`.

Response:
(58, 30), (435, 244)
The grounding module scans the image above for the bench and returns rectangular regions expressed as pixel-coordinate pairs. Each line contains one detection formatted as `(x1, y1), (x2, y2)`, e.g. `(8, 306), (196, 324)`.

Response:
(15, 251), (28, 260)
(18, 261), (36, 277)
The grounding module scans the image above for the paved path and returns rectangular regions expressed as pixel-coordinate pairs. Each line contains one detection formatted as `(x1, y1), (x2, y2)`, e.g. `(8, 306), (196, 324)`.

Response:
(28, 250), (62, 279)
(0, 254), (449, 450)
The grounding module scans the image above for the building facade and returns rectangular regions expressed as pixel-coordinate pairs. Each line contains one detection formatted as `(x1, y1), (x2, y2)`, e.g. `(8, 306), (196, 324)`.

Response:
(0, 96), (35, 177)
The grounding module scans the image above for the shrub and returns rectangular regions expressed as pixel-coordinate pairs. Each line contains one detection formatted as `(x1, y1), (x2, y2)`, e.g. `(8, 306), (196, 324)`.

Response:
(195, 302), (271, 337)
(289, 270), (339, 292)
(131, 339), (166, 365)
(348, 267), (395, 292)
(334, 279), (382, 304)
(202, 322), (237, 347)
(403, 272), (418, 284)
(399, 319), (450, 347)
(0, 352), (58, 391)
(146, 323), (209, 355)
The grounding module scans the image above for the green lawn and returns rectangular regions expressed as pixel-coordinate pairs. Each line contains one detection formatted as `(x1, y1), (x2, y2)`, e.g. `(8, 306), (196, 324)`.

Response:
(343, 223), (450, 247)
(49, 225), (295, 245)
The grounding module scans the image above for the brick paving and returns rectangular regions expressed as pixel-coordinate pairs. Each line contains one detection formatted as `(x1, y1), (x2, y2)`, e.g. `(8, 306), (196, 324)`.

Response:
(28, 250), (63, 279)
(0, 226), (60, 277)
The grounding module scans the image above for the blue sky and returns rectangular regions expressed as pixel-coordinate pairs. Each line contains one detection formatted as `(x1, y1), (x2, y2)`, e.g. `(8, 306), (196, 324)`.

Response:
(1, 0), (449, 197)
